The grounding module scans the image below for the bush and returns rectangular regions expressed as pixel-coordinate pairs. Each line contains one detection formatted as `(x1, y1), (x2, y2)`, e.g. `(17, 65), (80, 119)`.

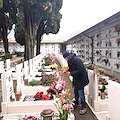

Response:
(15, 51), (24, 57)
(45, 60), (52, 66)
(1, 53), (12, 60)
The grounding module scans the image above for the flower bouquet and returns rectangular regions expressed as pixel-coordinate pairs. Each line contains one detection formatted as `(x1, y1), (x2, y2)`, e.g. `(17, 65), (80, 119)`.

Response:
(47, 80), (67, 94)
(61, 66), (69, 72)
(54, 89), (74, 120)
(85, 64), (94, 70)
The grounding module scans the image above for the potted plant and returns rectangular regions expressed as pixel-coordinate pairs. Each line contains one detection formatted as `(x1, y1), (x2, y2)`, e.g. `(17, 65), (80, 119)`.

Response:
(99, 85), (106, 100)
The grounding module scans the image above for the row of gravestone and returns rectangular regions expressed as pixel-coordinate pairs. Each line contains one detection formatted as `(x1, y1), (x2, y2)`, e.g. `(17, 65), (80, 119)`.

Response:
(0, 52), (75, 120)
(1, 53), (46, 103)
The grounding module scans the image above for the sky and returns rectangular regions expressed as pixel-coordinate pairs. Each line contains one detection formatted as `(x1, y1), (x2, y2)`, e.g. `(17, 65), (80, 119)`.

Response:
(8, 0), (120, 41)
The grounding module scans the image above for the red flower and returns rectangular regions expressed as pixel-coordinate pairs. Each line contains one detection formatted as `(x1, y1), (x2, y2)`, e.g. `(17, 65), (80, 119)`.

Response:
(38, 82), (43, 85)
(41, 95), (50, 100)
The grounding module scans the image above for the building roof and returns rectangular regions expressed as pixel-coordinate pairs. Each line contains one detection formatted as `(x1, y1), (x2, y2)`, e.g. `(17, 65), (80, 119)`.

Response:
(1, 39), (66, 44)
(41, 40), (65, 44)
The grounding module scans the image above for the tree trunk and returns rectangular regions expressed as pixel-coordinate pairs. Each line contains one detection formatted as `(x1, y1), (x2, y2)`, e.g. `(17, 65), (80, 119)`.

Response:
(36, 17), (44, 55)
(23, 0), (36, 60)
(1, 24), (9, 53)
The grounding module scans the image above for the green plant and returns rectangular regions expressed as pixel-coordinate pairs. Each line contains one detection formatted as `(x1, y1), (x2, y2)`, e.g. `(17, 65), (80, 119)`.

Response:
(15, 51), (24, 57)
(99, 85), (106, 92)
(45, 60), (52, 66)
(28, 80), (40, 86)
(1, 53), (12, 60)
(85, 64), (94, 70)
(95, 68), (106, 75)
(38, 68), (43, 72)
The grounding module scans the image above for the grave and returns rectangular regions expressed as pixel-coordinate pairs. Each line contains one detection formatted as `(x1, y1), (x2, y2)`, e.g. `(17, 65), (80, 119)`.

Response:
(87, 70), (108, 112)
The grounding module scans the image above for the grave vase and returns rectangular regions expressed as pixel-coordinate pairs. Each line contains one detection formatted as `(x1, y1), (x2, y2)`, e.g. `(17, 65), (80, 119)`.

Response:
(15, 92), (22, 101)
(101, 92), (105, 100)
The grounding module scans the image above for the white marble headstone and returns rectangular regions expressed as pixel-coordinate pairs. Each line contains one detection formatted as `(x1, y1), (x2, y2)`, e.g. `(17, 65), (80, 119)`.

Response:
(16, 63), (24, 92)
(1, 70), (14, 102)
(6, 59), (10, 71)
(29, 59), (33, 75)
(0, 61), (4, 73)
(24, 60), (29, 79)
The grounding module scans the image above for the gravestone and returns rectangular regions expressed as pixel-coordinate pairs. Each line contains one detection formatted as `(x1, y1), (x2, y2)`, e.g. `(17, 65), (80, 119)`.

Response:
(0, 61), (4, 74)
(6, 59), (10, 71)
(24, 60), (29, 80)
(16, 63), (24, 92)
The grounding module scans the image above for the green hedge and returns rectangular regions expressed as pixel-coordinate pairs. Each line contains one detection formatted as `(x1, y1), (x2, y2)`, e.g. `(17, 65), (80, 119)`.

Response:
(1, 53), (12, 60)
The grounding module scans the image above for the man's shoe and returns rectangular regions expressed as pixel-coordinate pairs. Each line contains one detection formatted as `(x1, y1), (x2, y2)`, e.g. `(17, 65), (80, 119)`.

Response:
(79, 107), (87, 115)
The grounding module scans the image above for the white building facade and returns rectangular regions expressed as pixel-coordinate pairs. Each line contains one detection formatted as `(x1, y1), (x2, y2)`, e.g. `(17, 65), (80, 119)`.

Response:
(0, 39), (65, 55)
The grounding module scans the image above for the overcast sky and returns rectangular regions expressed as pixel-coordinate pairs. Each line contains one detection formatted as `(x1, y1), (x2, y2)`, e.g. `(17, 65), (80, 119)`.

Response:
(8, 0), (120, 41)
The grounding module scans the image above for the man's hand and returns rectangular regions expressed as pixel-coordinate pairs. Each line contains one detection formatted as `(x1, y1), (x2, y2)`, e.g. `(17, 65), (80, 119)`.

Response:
(63, 71), (70, 76)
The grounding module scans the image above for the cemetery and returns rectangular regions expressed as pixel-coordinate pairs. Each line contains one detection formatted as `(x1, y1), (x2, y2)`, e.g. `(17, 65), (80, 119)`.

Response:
(0, 11), (120, 120)
(0, 51), (120, 120)
(0, 52), (75, 120)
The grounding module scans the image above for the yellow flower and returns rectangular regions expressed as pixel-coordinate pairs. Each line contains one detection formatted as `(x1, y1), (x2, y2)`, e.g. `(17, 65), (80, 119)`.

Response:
(49, 64), (58, 68)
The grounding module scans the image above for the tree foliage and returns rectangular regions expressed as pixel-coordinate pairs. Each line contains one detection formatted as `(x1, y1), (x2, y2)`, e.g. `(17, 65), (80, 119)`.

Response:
(0, 0), (17, 53)
(0, 0), (3, 8)
(15, 0), (63, 59)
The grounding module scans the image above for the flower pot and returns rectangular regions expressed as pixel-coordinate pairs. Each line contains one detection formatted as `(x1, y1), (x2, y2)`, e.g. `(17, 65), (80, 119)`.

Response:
(15, 92), (22, 101)
(101, 92), (105, 100)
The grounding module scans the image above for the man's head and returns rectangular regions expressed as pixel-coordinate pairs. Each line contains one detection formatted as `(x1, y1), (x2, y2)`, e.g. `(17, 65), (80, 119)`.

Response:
(63, 51), (70, 61)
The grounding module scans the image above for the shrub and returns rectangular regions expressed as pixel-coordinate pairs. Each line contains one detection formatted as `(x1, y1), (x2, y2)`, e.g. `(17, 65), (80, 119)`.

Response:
(1, 53), (12, 60)
(15, 51), (24, 57)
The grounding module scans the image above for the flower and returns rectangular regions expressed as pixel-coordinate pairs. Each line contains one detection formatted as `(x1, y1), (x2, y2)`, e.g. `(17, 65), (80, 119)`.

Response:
(99, 85), (106, 92)
(85, 64), (94, 70)
(96, 50), (99, 54)
(106, 50), (109, 53)
(102, 59), (109, 64)
(113, 26), (120, 32)
(114, 63), (120, 68)
(61, 66), (69, 72)
(54, 89), (74, 120)
(22, 115), (37, 120)
(34, 92), (43, 100)
(47, 80), (67, 94)
(0, 113), (3, 120)
(49, 63), (58, 69)
(95, 68), (106, 75)
(114, 63), (120, 66)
